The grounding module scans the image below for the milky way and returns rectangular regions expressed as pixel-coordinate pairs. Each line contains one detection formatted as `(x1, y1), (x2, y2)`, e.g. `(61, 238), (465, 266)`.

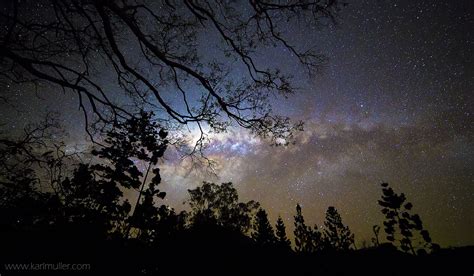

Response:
(1, 0), (472, 246)
(161, 0), (473, 247)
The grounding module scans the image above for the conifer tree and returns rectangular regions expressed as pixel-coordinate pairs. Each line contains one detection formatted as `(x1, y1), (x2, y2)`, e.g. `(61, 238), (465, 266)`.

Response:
(323, 206), (355, 251)
(293, 204), (322, 253)
(294, 204), (308, 252)
(252, 208), (276, 246)
(275, 216), (292, 250)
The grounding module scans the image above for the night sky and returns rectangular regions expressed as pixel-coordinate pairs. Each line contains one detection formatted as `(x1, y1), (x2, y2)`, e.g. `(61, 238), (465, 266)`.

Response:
(1, 0), (473, 247)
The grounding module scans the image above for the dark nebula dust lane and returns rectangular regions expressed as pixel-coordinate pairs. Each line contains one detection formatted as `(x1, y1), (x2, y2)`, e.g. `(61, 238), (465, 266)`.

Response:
(1, 0), (472, 247)
(158, 0), (473, 247)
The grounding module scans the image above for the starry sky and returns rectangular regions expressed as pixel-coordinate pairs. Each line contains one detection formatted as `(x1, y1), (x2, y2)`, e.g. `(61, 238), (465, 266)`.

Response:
(1, 0), (473, 246)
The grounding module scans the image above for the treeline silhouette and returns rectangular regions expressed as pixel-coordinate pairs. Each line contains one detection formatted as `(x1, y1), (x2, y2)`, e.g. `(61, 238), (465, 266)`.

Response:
(0, 113), (471, 275)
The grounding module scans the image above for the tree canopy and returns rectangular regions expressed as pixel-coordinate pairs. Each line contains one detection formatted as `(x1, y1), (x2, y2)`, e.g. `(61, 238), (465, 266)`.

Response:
(323, 206), (354, 251)
(186, 181), (259, 234)
(0, 0), (341, 147)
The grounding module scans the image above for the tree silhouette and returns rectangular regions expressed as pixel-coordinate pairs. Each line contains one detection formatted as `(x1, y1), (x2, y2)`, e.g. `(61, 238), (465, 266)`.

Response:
(293, 204), (323, 253)
(186, 182), (259, 234)
(252, 208), (276, 247)
(88, 111), (168, 238)
(378, 182), (439, 254)
(372, 225), (381, 247)
(0, 110), (171, 240)
(294, 204), (308, 252)
(150, 205), (187, 244)
(275, 216), (292, 251)
(0, 1), (341, 147)
(0, 115), (77, 231)
(3, 116), (469, 274)
(0, 166), (56, 231)
(60, 163), (129, 237)
(323, 206), (354, 251)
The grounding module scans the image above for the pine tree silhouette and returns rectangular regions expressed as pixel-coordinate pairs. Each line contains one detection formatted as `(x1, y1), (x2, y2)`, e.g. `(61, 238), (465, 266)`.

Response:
(293, 204), (322, 253)
(252, 208), (276, 246)
(323, 206), (355, 251)
(275, 216), (292, 251)
(294, 204), (308, 252)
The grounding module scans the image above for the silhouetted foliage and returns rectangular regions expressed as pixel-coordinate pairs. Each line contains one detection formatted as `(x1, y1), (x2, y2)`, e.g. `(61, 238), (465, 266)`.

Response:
(0, 115), (75, 231)
(0, 0), (342, 147)
(88, 110), (168, 238)
(252, 208), (276, 246)
(378, 182), (439, 254)
(60, 163), (128, 236)
(0, 118), (469, 275)
(0, 111), (172, 240)
(323, 206), (355, 251)
(186, 182), (259, 234)
(151, 205), (187, 244)
(294, 203), (323, 253)
(294, 204), (309, 252)
(275, 216), (292, 251)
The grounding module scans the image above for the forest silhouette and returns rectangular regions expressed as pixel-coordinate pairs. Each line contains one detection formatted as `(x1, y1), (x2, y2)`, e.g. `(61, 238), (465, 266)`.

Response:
(0, 1), (472, 274)
(0, 112), (471, 275)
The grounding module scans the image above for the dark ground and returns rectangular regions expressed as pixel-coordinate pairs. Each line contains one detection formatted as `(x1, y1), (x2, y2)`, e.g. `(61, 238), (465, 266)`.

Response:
(1, 225), (472, 276)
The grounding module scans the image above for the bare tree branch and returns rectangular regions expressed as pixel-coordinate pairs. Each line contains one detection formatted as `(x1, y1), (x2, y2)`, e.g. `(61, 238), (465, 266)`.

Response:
(0, 0), (341, 153)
